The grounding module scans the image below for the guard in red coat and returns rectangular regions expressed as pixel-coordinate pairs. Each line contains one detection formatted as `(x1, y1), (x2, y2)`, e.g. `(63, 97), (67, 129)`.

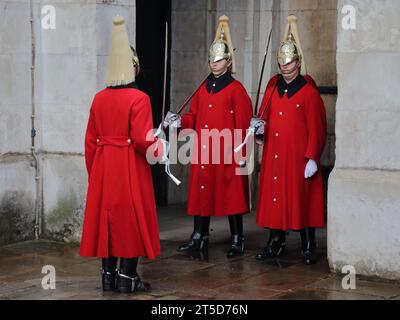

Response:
(165, 16), (253, 257)
(255, 16), (327, 264)
(80, 17), (163, 293)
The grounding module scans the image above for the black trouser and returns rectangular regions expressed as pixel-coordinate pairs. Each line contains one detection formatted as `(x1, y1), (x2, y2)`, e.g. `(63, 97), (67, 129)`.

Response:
(102, 257), (139, 277)
(300, 227), (316, 251)
(192, 216), (210, 238)
(102, 256), (117, 273)
(119, 257), (139, 277)
(228, 214), (243, 237)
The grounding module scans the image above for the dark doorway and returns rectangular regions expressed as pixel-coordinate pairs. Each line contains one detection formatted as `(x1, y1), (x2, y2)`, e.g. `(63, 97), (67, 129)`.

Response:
(136, 0), (171, 206)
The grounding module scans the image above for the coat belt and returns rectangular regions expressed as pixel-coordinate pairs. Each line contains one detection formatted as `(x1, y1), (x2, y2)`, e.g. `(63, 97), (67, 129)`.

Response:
(96, 136), (132, 147)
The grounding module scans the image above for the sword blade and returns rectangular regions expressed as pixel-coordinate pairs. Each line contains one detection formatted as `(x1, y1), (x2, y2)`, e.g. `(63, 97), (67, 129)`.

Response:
(254, 28), (272, 116)
(176, 75), (209, 115)
(161, 21), (169, 122)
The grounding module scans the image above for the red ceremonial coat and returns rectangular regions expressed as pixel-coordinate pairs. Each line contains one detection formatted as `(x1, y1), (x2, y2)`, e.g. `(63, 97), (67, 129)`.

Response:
(256, 74), (327, 230)
(181, 73), (253, 217)
(80, 85), (160, 259)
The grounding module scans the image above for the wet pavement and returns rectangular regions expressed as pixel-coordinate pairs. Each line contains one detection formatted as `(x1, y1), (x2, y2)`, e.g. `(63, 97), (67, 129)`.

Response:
(1, 206), (400, 300)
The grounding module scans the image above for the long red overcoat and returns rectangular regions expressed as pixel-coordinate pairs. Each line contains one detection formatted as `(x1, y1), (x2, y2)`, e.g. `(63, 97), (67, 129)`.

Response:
(181, 74), (253, 217)
(80, 86), (160, 259)
(256, 74), (327, 230)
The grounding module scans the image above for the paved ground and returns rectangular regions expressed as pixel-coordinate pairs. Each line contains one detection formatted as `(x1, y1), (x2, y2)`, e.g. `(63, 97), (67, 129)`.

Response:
(1, 206), (400, 300)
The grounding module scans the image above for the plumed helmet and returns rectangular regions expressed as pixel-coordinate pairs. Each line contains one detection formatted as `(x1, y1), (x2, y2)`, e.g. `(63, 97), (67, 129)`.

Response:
(209, 15), (236, 74)
(277, 15), (307, 75)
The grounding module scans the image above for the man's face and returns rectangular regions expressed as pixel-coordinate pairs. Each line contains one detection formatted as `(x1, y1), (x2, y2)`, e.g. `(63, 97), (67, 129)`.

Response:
(279, 60), (301, 81)
(209, 59), (231, 77)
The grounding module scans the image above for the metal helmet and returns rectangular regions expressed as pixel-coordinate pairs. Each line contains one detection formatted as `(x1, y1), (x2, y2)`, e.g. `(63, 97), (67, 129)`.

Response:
(277, 34), (301, 66)
(209, 15), (236, 73)
(277, 15), (307, 75)
(209, 32), (231, 63)
(130, 46), (140, 76)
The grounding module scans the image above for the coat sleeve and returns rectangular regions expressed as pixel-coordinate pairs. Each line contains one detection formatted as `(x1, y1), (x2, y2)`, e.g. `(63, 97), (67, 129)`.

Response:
(129, 94), (160, 158)
(84, 99), (97, 177)
(233, 84), (253, 158)
(304, 87), (327, 163)
(181, 90), (199, 130)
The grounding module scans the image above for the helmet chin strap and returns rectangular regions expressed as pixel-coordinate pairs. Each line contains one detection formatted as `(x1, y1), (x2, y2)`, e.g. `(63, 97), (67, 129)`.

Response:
(280, 62), (301, 82)
(280, 61), (300, 74)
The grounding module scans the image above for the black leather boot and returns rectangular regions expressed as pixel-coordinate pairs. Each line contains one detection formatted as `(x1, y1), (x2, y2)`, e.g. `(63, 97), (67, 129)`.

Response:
(227, 214), (244, 258)
(177, 216), (210, 253)
(116, 258), (151, 293)
(300, 228), (317, 265)
(255, 229), (286, 260)
(101, 257), (117, 291)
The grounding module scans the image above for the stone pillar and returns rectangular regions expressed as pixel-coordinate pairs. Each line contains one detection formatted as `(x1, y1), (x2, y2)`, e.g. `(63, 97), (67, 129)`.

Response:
(328, 0), (400, 279)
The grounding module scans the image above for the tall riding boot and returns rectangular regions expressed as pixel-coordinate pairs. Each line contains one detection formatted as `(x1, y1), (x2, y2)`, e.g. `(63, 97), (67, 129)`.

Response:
(255, 229), (286, 260)
(300, 228), (317, 265)
(177, 216), (210, 253)
(227, 214), (244, 257)
(177, 216), (200, 253)
(116, 258), (150, 293)
(101, 257), (118, 291)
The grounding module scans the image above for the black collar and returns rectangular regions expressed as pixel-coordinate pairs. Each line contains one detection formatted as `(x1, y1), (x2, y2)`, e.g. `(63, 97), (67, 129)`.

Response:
(277, 74), (306, 98)
(206, 72), (234, 94)
(108, 82), (139, 90)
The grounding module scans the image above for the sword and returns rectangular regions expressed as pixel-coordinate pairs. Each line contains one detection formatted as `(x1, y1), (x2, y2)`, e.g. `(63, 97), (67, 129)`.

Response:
(258, 75), (279, 119)
(176, 75), (209, 115)
(234, 29), (273, 154)
(254, 28), (272, 116)
(161, 21), (169, 122)
(155, 21), (169, 137)
(154, 21), (181, 186)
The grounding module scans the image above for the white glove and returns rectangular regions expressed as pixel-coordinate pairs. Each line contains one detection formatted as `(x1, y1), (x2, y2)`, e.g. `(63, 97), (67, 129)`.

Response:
(234, 117), (266, 153)
(250, 117), (266, 135)
(163, 111), (181, 129)
(304, 159), (318, 179)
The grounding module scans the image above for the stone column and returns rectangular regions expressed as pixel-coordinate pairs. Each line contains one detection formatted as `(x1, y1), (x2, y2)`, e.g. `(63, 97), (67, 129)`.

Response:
(328, 0), (400, 279)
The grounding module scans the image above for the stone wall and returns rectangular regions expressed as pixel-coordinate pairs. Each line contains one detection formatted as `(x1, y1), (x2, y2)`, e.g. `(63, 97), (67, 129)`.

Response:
(328, 0), (400, 280)
(0, 0), (136, 245)
(1, 0), (37, 245)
